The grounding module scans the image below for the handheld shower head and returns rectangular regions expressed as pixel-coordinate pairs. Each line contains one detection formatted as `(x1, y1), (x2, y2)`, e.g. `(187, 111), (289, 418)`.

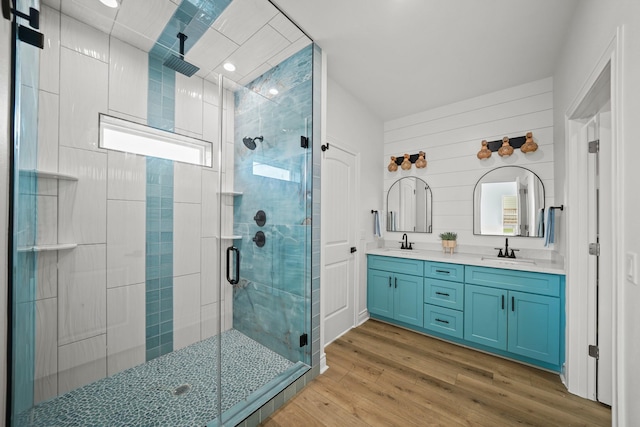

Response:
(243, 136), (263, 150)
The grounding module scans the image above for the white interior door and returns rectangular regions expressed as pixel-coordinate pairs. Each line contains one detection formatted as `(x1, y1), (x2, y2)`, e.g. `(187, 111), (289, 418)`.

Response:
(585, 110), (613, 406)
(597, 109), (613, 406)
(322, 143), (357, 345)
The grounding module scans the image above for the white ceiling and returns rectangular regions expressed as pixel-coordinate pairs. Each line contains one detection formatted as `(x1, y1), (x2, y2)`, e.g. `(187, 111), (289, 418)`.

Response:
(43, 0), (578, 122)
(272, 0), (579, 121)
(42, 0), (311, 86)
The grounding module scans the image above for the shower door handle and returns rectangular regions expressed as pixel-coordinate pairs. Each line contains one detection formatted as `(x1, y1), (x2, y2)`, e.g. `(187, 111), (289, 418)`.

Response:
(226, 246), (240, 285)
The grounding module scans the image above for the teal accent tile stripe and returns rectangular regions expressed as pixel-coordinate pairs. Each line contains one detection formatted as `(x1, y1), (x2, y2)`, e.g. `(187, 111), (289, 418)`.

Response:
(145, 0), (231, 361)
(146, 157), (174, 361)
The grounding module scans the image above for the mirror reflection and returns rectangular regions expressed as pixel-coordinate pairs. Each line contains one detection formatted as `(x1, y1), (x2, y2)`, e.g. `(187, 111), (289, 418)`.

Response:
(473, 166), (545, 237)
(387, 177), (433, 233)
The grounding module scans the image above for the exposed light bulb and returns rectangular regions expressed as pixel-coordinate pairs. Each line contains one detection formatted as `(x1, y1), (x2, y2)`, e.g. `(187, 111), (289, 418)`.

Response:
(223, 62), (236, 72)
(269, 88), (278, 95)
(99, 0), (119, 8)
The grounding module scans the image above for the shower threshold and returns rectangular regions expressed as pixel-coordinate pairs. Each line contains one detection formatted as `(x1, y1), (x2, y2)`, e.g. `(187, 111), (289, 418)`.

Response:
(16, 329), (307, 426)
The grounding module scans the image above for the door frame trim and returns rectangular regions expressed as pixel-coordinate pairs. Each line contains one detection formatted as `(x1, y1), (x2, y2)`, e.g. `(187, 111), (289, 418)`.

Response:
(564, 25), (624, 422)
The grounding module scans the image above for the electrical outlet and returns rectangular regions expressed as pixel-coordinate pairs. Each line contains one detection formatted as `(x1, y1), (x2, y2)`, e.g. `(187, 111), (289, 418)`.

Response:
(627, 252), (638, 285)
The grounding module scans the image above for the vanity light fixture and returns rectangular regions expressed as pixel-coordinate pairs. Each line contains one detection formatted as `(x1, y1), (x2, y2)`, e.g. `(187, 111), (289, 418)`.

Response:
(520, 131), (538, 153)
(99, 0), (119, 8)
(477, 132), (538, 159)
(223, 62), (236, 72)
(498, 136), (514, 157)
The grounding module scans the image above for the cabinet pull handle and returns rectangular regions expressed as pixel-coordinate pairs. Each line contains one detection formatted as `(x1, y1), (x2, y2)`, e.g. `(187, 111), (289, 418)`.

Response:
(512, 296), (515, 312)
(388, 277), (392, 287)
(435, 291), (450, 297)
(501, 295), (505, 310)
(435, 318), (449, 324)
(395, 277), (397, 288)
(435, 269), (450, 275)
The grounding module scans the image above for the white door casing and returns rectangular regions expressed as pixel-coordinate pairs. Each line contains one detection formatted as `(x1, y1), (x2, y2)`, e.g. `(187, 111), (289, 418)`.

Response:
(565, 28), (622, 420)
(321, 142), (357, 346)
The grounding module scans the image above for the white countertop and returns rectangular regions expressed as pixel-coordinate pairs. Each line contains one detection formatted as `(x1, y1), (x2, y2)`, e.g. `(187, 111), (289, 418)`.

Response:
(366, 247), (565, 275)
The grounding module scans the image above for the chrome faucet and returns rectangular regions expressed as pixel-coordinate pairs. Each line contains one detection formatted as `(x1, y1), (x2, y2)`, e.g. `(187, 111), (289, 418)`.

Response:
(495, 237), (518, 258)
(400, 233), (413, 250)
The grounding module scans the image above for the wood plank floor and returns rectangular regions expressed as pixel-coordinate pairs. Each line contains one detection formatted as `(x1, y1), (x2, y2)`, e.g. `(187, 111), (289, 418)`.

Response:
(261, 320), (611, 426)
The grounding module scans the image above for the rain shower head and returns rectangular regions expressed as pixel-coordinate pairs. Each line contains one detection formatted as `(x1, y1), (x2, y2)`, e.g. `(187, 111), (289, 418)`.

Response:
(164, 32), (200, 77)
(243, 136), (263, 150)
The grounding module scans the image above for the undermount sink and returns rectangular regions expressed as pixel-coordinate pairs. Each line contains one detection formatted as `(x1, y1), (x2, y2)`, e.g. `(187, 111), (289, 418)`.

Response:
(480, 256), (536, 265)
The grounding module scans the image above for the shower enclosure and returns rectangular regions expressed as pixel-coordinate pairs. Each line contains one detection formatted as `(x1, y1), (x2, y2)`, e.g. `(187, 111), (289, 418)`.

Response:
(6, 0), (320, 425)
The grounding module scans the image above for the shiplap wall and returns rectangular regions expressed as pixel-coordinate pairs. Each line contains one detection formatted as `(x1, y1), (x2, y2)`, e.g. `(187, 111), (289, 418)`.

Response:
(382, 77), (555, 251)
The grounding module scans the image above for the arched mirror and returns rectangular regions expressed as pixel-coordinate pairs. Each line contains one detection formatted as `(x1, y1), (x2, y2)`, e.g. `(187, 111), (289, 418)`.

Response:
(473, 166), (545, 237)
(387, 177), (433, 233)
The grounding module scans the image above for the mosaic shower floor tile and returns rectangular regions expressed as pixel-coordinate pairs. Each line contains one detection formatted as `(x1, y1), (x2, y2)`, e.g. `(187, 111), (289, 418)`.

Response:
(16, 330), (296, 426)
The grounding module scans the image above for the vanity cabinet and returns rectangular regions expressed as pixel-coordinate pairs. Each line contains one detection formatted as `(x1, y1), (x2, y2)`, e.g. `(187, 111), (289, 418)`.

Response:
(367, 254), (565, 371)
(464, 266), (561, 365)
(367, 255), (424, 327)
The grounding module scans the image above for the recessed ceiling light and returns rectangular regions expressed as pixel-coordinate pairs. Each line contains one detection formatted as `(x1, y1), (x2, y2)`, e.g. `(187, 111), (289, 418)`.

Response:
(99, 0), (119, 8)
(223, 62), (236, 72)
(269, 88), (279, 95)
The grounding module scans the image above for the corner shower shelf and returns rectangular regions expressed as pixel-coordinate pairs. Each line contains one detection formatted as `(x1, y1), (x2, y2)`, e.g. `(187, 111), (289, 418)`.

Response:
(17, 243), (78, 252)
(219, 191), (243, 196)
(19, 169), (78, 181)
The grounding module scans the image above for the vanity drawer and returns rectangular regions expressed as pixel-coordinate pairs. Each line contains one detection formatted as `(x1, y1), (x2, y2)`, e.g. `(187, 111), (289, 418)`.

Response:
(464, 266), (561, 297)
(424, 261), (464, 282)
(424, 279), (464, 310)
(367, 255), (424, 276)
(424, 304), (463, 339)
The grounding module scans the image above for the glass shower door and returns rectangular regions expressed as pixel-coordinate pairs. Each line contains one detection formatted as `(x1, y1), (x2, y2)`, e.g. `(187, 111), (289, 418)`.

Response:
(9, 0), (42, 421)
(217, 43), (313, 424)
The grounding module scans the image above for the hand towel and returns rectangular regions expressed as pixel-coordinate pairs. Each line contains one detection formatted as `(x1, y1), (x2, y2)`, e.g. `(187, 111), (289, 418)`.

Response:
(544, 208), (555, 247)
(373, 211), (382, 238)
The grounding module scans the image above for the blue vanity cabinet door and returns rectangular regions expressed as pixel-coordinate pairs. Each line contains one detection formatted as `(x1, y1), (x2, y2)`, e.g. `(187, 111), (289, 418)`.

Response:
(507, 291), (560, 364)
(393, 272), (424, 327)
(464, 284), (508, 350)
(367, 268), (394, 318)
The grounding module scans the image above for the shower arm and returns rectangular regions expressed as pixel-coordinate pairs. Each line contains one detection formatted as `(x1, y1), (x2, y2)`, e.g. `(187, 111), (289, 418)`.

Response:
(177, 32), (187, 59)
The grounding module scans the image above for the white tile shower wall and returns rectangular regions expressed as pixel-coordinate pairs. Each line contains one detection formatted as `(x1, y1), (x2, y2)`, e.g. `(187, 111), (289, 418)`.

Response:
(59, 47), (108, 152)
(383, 77), (555, 250)
(33, 7), (231, 402)
(36, 195), (57, 246)
(60, 13), (109, 63)
(39, 5), (60, 94)
(35, 298), (57, 404)
(175, 73), (204, 138)
(57, 334), (107, 395)
(174, 202), (202, 277)
(36, 252), (57, 301)
(107, 283), (146, 376)
(174, 162), (202, 204)
(58, 147), (107, 244)
(37, 90), (59, 172)
(106, 200), (146, 289)
(173, 273), (201, 350)
(57, 244), (107, 346)
(107, 151), (147, 201)
(200, 237), (218, 306)
(108, 38), (148, 121)
(201, 168), (219, 238)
